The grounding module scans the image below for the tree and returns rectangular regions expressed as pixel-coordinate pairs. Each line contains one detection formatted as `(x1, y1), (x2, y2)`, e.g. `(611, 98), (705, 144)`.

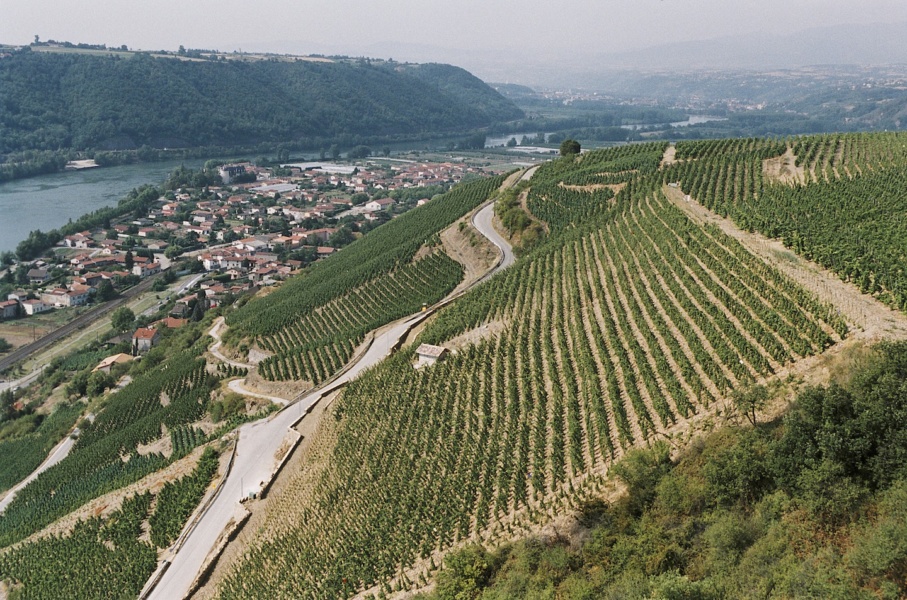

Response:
(0, 337), (11, 353)
(329, 226), (355, 248)
(124, 250), (134, 271)
(348, 145), (371, 159)
(731, 384), (769, 426)
(559, 139), (581, 156)
(506, 137), (517, 147)
(86, 371), (115, 397)
(110, 306), (135, 333)
(96, 279), (116, 302)
(330, 144), (341, 160)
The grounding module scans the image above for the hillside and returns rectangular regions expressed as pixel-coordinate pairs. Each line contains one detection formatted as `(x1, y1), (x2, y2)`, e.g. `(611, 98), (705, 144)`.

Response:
(0, 49), (523, 155)
(202, 136), (907, 599)
(421, 341), (907, 598)
(4, 133), (907, 599)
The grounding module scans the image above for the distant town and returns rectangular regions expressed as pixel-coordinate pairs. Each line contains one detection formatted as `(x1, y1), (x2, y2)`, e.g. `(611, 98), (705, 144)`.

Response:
(0, 156), (513, 354)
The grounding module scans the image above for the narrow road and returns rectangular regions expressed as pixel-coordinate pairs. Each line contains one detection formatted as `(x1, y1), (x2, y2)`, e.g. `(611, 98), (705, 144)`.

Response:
(207, 317), (255, 370)
(145, 170), (531, 600)
(0, 432), (75, 514)
(226, 379), (287, 406)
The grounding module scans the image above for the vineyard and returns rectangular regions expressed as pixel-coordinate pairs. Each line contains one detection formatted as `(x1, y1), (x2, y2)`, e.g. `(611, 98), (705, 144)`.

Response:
(215, 142), (849, 599)
(225, 175), (507, 384)
(0, 447), (221, 599)
(0, 346), (219, 547)
(665, 131), (907, 311)
(0, 491), (157, 600)
(0, 402), (82, 495)
(5, 131), (907, 599)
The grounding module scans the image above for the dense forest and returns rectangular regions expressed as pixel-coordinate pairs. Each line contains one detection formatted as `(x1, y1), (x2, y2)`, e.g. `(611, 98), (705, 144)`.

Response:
(0, 49), (522, 156)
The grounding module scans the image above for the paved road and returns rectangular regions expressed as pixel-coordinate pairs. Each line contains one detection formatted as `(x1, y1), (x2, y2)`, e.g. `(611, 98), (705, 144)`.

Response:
(472, 202), (515, 273)
(0, 432), (75, 514)
(145, 170), (530, 600)
(147, 313), (431, 600)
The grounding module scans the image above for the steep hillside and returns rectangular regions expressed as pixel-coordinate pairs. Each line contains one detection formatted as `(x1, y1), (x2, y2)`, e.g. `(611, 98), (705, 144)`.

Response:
(422, 341), (907, 599)
(0, 50), (523, 154)
(224, 175), (508, 387)
(5, 132), (907, 599)
(209, 142), (870, 599)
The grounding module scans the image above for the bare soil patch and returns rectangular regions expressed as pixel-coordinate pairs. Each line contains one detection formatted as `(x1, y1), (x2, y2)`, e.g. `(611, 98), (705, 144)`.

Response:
(444, 320), (506, 353)
(763, 147), (806, 185)
(660, 145), (677, 168)
(439, 217), (497, 294)
(237, 368), (312, 401)
(558, 182), (626, 195)
(137, 427), (173, 458)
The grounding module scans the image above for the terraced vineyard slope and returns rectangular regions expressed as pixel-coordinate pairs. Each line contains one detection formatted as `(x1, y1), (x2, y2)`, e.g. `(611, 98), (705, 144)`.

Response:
(212, 141), (859, 599)
(225, 175), (507, 386)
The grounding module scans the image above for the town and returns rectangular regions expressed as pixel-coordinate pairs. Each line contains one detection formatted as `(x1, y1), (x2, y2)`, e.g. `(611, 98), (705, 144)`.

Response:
(0, 156), (513, 356)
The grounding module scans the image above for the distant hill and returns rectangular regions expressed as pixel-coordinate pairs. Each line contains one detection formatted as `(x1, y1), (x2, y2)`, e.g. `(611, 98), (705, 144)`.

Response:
(595, 21), (907, 71)
(0, 49), (523, 155)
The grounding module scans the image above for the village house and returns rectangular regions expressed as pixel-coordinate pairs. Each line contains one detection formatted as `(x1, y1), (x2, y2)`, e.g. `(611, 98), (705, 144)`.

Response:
(41, 287), (89, 308)
(21, 299), (50, 316)
(364, 198), (394, 212)
(63, 232), (94, 248)
(27, 268), (51, 285)
(133, 262), (162, 278)
(132, 327), (159, 354)
(0, 299), (19, 319)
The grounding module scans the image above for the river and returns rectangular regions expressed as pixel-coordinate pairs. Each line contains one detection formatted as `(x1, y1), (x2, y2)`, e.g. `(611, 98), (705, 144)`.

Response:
(0, 159), (206, 253)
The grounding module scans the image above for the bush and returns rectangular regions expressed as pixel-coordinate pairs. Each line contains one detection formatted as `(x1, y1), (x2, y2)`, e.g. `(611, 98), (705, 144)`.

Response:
(436, 545), (496, 600)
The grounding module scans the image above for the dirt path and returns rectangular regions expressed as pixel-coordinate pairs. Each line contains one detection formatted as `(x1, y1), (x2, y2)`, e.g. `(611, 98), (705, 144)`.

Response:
(663, 184), (907, 343)
(660, 144), (677, 168)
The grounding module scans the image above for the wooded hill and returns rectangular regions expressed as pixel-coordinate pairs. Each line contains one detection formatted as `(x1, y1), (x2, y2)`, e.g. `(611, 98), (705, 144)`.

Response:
(0, 49), (523, 155)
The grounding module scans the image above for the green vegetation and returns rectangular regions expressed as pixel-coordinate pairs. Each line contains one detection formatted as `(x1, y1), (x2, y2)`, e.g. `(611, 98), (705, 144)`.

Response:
(217, 143), (843, 598)
(0, 491), (156, 600)
(227, 175), (507, 384)
(667, 132), (907, 311)
(559, 139), (581, 156)
(421, 341), (907, 599)
(0, 336), (218, 546)
(0, 401), (83, 494)
(149, 446), (219, 548)
(0, 49), (522, 177)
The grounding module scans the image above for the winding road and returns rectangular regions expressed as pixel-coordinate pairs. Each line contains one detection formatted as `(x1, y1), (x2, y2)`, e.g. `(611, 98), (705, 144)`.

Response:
(144, 169), (531, 600)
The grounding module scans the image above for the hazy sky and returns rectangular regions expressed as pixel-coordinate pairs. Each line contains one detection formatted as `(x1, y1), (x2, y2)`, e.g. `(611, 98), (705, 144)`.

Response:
(3, 0), (907, 74)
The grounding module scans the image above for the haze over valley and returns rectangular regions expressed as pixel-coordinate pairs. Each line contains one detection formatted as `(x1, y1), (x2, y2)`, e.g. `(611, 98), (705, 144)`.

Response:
(2, 3), (907, 599)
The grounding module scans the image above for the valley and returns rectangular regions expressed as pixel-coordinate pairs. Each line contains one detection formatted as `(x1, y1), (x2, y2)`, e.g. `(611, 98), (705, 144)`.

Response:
(2, 132), (907, 599)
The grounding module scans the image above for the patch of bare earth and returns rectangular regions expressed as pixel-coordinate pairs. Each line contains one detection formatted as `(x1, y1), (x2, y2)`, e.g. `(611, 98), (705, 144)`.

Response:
(663, 184), (907, 344)
(558, 182), (626, 195)
(439, 216), (497, 294)
(444, 320), (506, 353)
(660, 145), (677, 168)
(235, 367), (312, 401)
(763, 147), (806, 185)
(137, 426), (173, 458)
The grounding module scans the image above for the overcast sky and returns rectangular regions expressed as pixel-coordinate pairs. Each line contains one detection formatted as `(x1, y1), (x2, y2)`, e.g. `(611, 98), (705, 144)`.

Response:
(3, 1), (907, 76)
